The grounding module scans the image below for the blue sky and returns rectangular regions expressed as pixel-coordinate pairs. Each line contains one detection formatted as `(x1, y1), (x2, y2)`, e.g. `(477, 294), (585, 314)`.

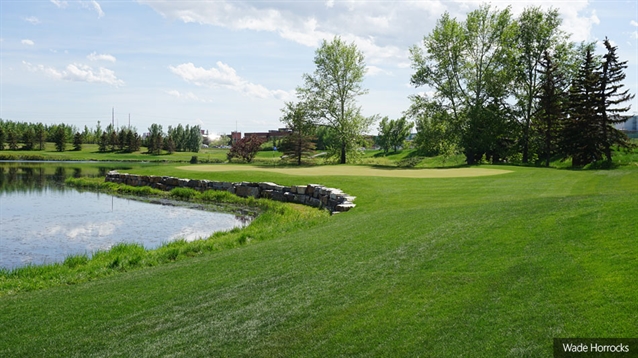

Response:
(2, 0), (637, 137)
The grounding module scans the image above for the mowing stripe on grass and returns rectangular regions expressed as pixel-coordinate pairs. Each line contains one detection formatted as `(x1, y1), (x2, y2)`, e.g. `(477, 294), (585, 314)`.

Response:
(177, 164), (512, 178)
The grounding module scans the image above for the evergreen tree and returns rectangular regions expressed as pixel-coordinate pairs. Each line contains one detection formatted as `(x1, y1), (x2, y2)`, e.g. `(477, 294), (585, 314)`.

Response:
(0, 127), (5, 150)
(98, 132), (109, 152)
(599, 37), (635, 161)
(7, 129), (19, 150)
(534, 51), (568, 167)
(165, 136), (176, 154)
(561, 46), (602, 167)
(35, 123), (47, 150)
(73, 132), (83, 151)
(117, 128), (127, 151)
(54, 125), (67, 152)
(22, 127), (35, 150)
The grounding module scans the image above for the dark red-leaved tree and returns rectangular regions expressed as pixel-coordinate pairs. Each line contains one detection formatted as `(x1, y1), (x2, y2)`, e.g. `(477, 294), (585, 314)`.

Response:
(227, 135), (266, 163)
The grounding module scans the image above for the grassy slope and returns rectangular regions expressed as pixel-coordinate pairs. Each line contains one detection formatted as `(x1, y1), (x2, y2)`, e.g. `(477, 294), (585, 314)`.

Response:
(1, 164), (637, 357)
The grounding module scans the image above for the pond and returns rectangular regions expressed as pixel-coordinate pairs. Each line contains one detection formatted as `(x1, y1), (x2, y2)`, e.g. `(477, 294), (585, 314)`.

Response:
(0, 162), (250, 270)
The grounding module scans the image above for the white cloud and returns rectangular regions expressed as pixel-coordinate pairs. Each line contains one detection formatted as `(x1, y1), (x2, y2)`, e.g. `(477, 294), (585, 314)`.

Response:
(87, 52), (116, 62)
(631, 20), (638, 27)
(169, 62), (292, 100)
(21, 39), (35, 46)
(561, 7), (600, 42)
(23, 61), (124, 86)
(139, 1), (410, 65)
(632, 31), (638, 40)
(80, 1), (104, 18)
(366, 65), (391, 76)
(166, 90), (209, 102)
(50, 0), (68, 8)
(24, 16), (40, 25)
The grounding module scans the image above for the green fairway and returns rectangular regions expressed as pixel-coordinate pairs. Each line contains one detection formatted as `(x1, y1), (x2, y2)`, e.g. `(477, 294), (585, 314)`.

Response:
(0, 143), (229, 162)
(1, 164), (637, 357)
(178, 163), (512, 178)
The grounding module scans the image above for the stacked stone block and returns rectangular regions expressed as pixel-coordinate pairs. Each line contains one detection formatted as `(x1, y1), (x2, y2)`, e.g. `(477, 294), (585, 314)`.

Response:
(105, 171), (356, 213)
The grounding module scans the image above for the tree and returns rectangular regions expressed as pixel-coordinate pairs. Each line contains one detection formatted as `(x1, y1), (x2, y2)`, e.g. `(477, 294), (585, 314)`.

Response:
(388, 117), (413, 152)
(227, 135), (265, 163)
(147, 124), (163, 155)
(73, 132), (83, 151)
(560, 46), (602, 167)
(513, 7), (564, 163)
(377, 117), (414, 153)
(54, 125), (67, 152)
(410, 5), (518, 164)
(298, 36), (372, 164)
(95, 121), (103, 145)
(35, 123), (47, 150)
(535, 51), (568, 167)
(408, 95), (460, 157)
(0, 127), (5, 150)
(98, 132), (108, 152)
(187, 125), (203, 152)
(279, 101), (316, 165)
(165, 136), (176, 154)
(22, 127), (35, 150)
(117, 128), (127, 151)
(376, 117), (392, 154)
(7, 129), (19, 150)
(599, 37), (635, 161)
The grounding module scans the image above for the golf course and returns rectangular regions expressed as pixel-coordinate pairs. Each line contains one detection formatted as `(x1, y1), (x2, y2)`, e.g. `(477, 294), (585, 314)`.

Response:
(1, 159), (637, 357)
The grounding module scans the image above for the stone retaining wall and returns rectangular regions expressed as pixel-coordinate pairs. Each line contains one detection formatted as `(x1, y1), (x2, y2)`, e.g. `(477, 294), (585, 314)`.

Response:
(105, 171), (356, 213)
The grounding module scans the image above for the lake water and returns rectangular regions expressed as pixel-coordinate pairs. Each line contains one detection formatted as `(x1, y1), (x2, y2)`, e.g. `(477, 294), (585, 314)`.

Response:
(0, 162), (250, 270)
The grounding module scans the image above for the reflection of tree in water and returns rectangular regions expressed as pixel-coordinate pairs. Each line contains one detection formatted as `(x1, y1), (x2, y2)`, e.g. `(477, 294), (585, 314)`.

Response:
(0, 163), (147, 194)
(54, 167), (67, 180)
(1, 164), (74, 193)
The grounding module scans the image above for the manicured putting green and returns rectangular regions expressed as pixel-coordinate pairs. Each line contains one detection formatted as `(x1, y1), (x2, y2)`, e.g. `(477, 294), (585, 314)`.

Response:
(177, 164), (511, 178)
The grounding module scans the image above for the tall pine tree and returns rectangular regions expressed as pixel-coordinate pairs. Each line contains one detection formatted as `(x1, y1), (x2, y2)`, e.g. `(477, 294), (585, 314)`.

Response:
(599, 37), (635, 161)
(561, 46), (602, 167)
(535, 51), (567, 167)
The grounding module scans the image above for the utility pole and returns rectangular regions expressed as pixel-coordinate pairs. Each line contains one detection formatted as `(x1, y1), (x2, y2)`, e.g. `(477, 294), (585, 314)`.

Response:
(128, 113), (131, 129)
(112, 107), (114, 129)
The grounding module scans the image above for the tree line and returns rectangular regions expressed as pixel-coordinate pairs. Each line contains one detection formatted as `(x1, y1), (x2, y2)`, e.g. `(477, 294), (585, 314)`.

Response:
(267, 4), (634, 167)
(408, 4), (634, 166)
(0, 119), (203, 154)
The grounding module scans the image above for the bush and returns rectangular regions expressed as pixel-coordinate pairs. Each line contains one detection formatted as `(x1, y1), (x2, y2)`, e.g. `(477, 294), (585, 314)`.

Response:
(227, 136), (266, 163)
(397, 156), (423, 168)
(190, 155), (198, 164)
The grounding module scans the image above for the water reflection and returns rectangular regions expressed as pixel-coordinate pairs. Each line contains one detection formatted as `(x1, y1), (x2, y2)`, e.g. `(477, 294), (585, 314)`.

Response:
(0, 162), (252, 270)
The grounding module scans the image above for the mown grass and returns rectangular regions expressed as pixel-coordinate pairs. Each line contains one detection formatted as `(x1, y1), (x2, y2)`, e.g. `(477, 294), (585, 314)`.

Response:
(0, 143), (229, 162)
(0, 177), (328, 296)
(1, 160), (637, 357)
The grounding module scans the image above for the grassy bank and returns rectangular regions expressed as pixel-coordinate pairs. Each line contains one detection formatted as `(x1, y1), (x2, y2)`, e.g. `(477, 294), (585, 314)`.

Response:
(1, 163), (637, 356)
(0, 177), (328, 295)
(0, 143), (229, 162)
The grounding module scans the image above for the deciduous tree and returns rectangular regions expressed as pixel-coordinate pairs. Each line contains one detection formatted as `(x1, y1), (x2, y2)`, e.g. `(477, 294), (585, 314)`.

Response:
(298, 36), (372, 164)
(279, 101), (316, 165)
(227, 135), (265, 163)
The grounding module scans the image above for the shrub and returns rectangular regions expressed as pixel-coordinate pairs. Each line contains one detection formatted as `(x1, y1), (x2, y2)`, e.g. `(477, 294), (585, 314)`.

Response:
(227, 135), (266, 163)
(397, 156), (423, 168)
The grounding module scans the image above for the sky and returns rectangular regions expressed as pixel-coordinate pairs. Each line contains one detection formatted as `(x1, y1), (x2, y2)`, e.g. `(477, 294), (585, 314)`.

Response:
(1, 0), (637, 137)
